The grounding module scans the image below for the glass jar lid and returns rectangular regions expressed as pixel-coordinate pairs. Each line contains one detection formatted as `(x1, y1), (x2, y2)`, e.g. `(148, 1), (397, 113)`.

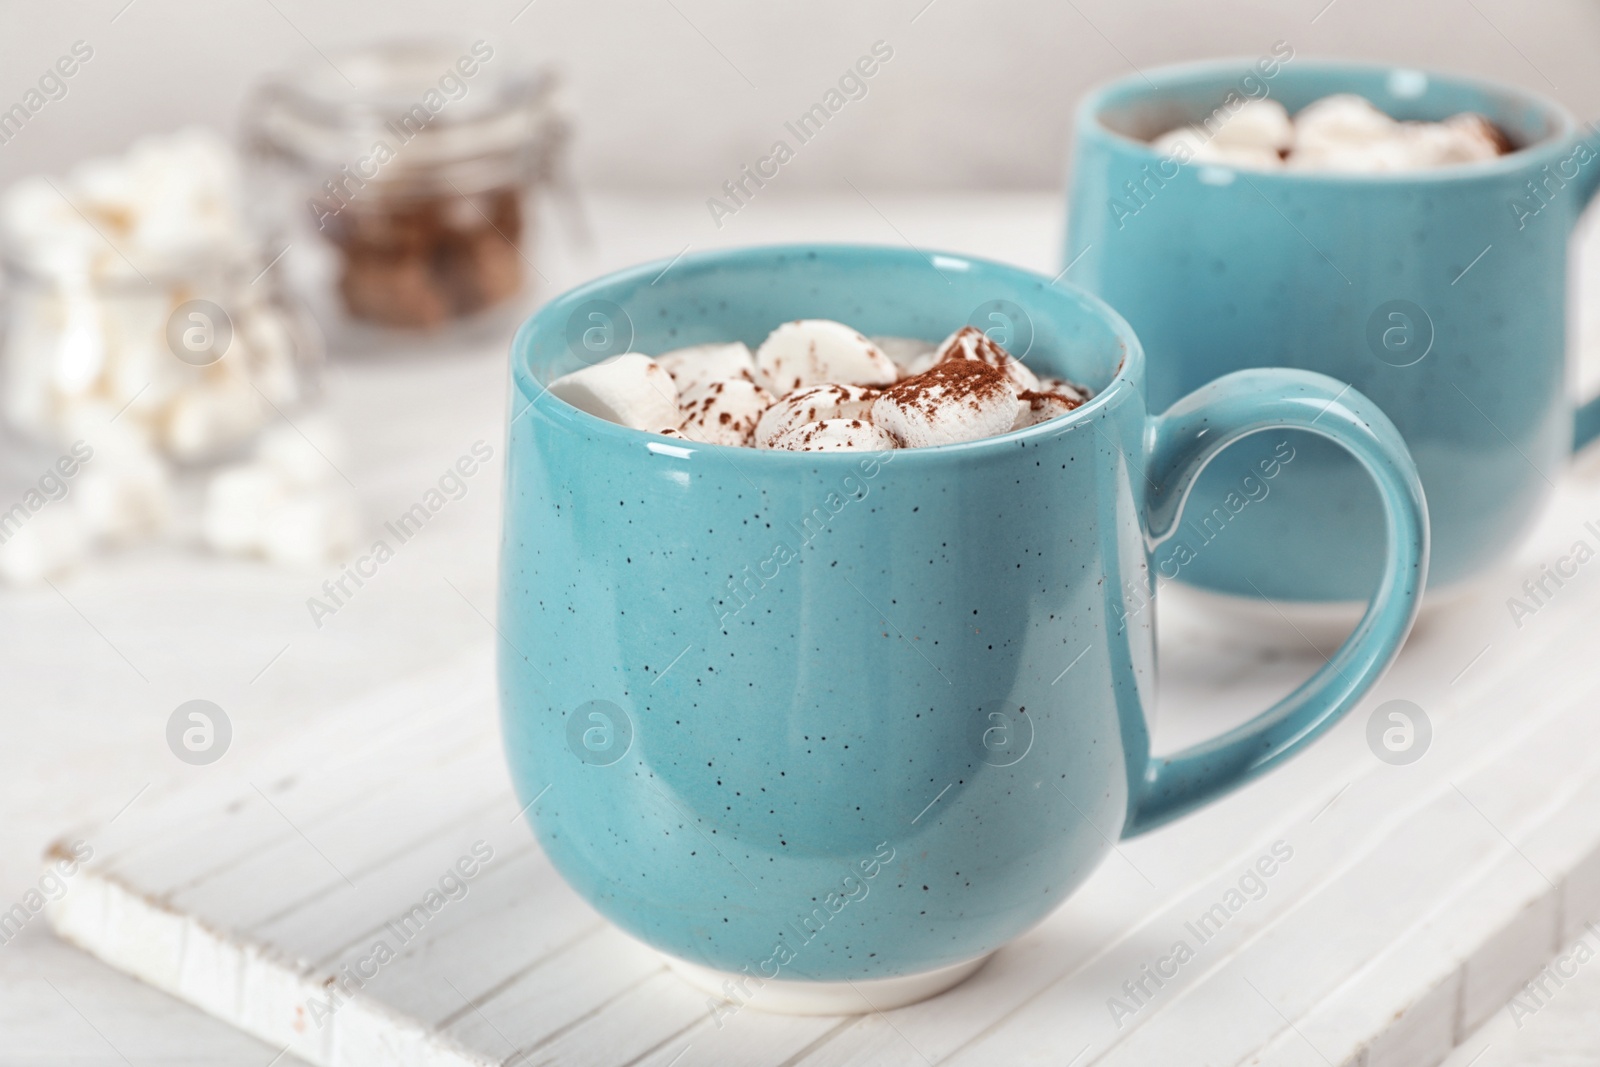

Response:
(244, 40), (566, 198)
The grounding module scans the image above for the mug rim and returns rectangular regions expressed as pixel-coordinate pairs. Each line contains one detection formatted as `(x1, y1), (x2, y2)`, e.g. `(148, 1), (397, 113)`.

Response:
(1075, 56), (1581, 185)
(510, 243), (1144, 462)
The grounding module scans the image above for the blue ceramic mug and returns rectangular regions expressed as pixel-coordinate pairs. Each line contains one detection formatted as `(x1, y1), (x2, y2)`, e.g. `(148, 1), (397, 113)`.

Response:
(1067, 59), (1600, 604)
(498, 245), (1427, 1012)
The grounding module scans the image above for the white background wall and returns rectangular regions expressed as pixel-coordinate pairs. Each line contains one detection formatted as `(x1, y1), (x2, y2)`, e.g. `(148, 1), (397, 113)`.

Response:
(1, 0), (1598, 193)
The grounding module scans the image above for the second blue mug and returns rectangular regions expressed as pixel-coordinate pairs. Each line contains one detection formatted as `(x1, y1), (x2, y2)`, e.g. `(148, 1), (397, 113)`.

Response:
(1067, 59), (1600, 603)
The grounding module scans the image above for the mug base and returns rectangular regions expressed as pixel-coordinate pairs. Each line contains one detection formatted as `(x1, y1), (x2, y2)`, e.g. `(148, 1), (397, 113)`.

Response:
(660, 951), (993, 1015)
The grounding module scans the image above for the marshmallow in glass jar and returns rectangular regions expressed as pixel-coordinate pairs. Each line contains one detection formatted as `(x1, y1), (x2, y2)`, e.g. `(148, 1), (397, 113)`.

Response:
(0, 129), (354, 582)
(0, 129), (317, 460)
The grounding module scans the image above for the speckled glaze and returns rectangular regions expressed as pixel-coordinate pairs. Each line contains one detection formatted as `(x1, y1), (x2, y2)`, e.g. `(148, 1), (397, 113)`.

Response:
(1067, 60), (1600, 602)
(498, 245), (1428, 984)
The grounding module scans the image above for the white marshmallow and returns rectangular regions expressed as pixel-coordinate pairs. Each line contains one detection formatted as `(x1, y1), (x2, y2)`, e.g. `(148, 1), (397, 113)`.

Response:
(1153, 127), (1283, 170)
(1286, 138), (1420, 173)
(754, 383), (880, 449)
(204, 413), (360, 566)
(203, 463), (290, 555)
(1039, 376), (1090, 404)
(1285, 94), (1433, 173)
(102, 347), (166, 425)
(768, 419), (898, 453)
(871, 336), (940, 378)
(57, 399), (158, 458)
(1292, 94), (1400, 162)
(755, 320), (898, 394)
(0, 506), (89, 586)
(1445, 113), (1510, 156)
(161, 382), (266, 462)
(871, 360), (1020, 448)
(75, 450), (171, 543)
(1211, 98), (1294, 154)
(934, 325), (1040, 394)
(0, 177), (79, 252)
(1403, 115), (1505, 168)
(1012, 390), (1083, 429)
(1152, 126), (1207, 159)
(1, 296), (63, 433)
(259, 489), (360, 569)
(239, 308), (304, 408)
(549, 353), (681, 431)
(52, 296), (108, 396)
(256, 417), (348, 489)
(656, 342), (757, 397)
(677, 378), (775, 447)
(2, 129), (254, 283)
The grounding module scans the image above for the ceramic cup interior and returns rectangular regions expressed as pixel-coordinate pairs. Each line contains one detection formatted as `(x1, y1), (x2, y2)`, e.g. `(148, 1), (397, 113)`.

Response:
(1085, 58), (1573, 169)
(513, 244), (1135, 420)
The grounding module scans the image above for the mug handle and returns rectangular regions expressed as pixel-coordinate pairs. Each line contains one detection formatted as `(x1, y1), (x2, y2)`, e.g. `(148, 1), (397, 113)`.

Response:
(1572, 143), (1600, 450)
(1122, 369), (1430, 837)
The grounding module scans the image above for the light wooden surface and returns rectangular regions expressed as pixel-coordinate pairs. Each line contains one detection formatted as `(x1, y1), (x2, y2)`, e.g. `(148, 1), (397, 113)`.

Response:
(9, 191), (1600, 1065)
(39, 461), (1600, 1067)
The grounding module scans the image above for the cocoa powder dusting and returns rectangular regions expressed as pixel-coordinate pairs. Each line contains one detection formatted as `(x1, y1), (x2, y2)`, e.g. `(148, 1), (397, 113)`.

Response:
(943, 325), (1021, 371)
(881, 358), (1011, 418)
(1019, 388), (1083, 413)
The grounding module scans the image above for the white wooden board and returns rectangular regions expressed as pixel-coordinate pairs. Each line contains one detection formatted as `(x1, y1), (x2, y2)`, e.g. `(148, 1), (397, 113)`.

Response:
(39, 454), (1600, 1067)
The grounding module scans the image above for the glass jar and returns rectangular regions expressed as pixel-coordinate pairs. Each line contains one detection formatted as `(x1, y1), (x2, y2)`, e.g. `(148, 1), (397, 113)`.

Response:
(242, 41), (570, 347)
(0, 129), (323, 569)
(0, 130), (321, 468)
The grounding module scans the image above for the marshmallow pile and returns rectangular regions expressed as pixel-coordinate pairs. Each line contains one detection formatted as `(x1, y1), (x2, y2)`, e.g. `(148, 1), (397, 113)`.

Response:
(0, 130), (357, 585)
(200, 417), (360, 569)
(1153, 95), (1510, 173)
(1, 129), (306, 460)
(0, 417), (359, 586)
(548, 320), (1089, 451)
